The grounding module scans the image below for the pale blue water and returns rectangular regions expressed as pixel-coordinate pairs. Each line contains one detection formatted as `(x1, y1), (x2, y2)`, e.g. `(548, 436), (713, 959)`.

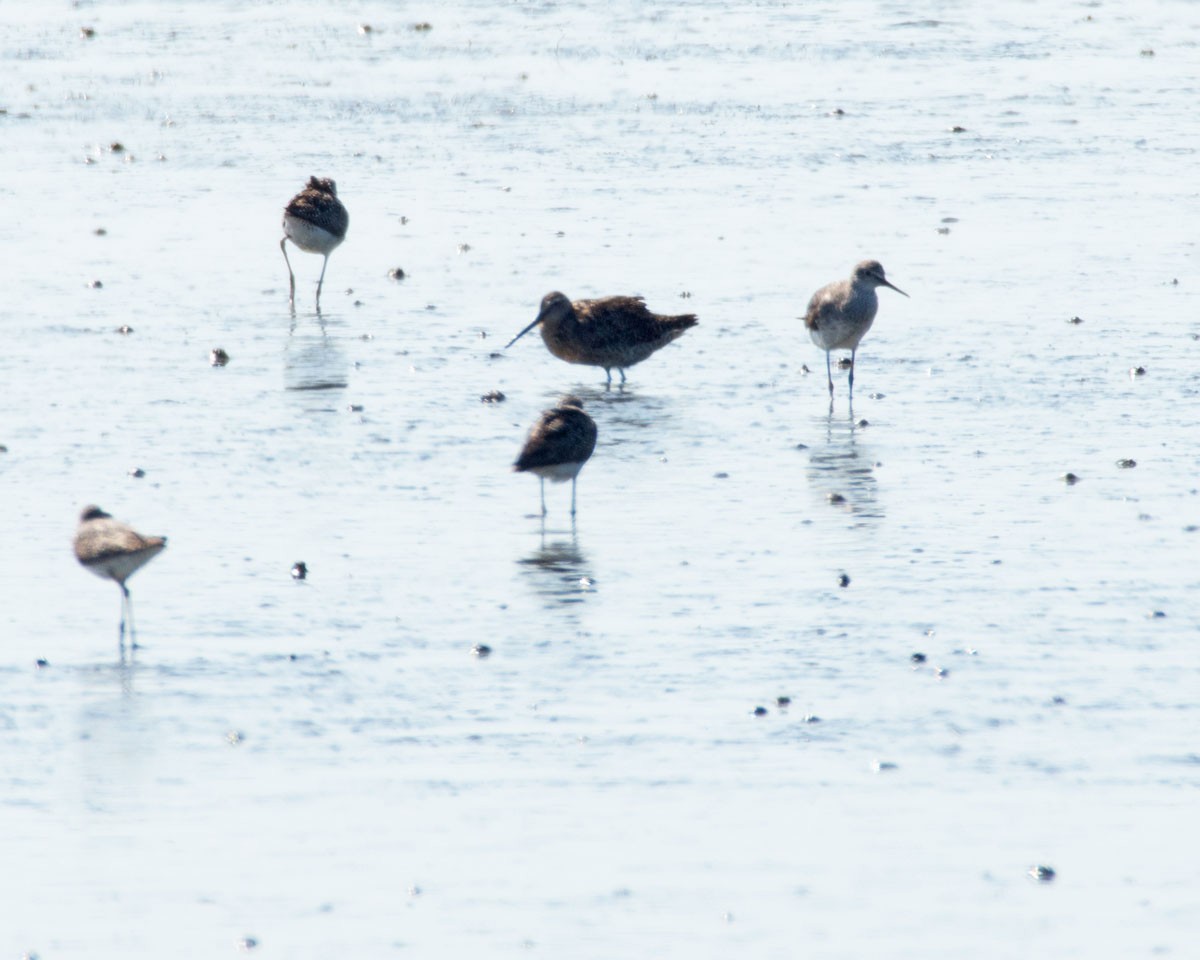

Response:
(2, 2), (1199, 957)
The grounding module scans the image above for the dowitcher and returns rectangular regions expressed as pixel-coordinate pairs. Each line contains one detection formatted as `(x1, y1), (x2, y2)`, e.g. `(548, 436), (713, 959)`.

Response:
(73, 505), (167, 641)
(280, 176), (349, 309)
(804, 260), (908, 403)
(513, 396), (598, 516)
(505, 292), (698, 387)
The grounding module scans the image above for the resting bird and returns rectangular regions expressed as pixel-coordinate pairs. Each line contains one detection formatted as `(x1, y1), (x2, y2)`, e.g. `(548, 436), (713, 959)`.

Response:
(280, 176), (349, 309)
(513, 396), (598, 517)
(73, 504), (167, 643)
(505, 291), (698, 387)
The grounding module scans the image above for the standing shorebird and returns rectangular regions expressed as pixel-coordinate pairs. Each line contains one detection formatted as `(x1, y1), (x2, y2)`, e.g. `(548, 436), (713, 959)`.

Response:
(505, 292), (698, 387)
(804, 260), (908, 404)
(513, 396), (598, 517)
(280, 176), (349, 310)
(73, 505), (167, 643)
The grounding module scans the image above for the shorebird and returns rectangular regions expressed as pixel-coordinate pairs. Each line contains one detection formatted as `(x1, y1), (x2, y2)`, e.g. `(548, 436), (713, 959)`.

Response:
(513, 396), (598, 517)
(804, 260), (908, 403)
(280, 176), (349, 309)
(505, 292), (698, 387)
(73, 505), (167, 642)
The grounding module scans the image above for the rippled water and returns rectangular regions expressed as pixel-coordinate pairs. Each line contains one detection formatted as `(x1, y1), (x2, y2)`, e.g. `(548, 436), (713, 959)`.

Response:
(3, 2), (1199, 957)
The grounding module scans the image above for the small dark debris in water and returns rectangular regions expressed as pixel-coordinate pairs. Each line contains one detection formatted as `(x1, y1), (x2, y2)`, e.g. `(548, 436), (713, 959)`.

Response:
(794, 442), (809, 451)
(481, 390), (506, 403)
(360, 333), (374, 341)
(934, 666), (950, 679)
(116, 324), (133, 334)
(555, 230), (565, 238)
(941, 217), (959, 223)
(776, 696), (791, 708)
(949, 125), (967, 133)
(1051, 695), (1067, 705)
(413, 21), (433, 31)
(209, 348), (230, 367)
(409, 884), (422, 897)
(0, 444), (8, 453)
(127, 466), (145, 478)
(35, 658), (49, 669)
(94, 227), (107, 236)
(800, 364), (811, 374)
(472, 643), (492, 658)
(88, 279), (103, 289)
(1028, 865), (1056, 883)
(836, 357), (853, 370)
(80, 26), (96, 38)
(237, 937), (259, 951)
(1146, 610), (1166, 620)
(826, 492), (846, 504)
(1115, 458), (1136, 469)
(425, 304), (437, 311)
(399, 215), (409, 225)
(1060, 472), (1080, 485)
(488, 351), (502, 359)
(1129, 365), (1146, 377)
(753, 706), (768, 717)
(713, 471), (729, 479)
(803, 714), (821, 723)
(1184, 525), (1199, 533)
(387, 266), (406, 280)
(1140, 48), (1154, 56)
(108, 141), (125, 153)
(829, 107), (845, 116)
(457, 243), (471, 254)
(869, 392), (885, 400)
(936, 226), (950, 235)
(291, 561), (307, 581)
(910, 652), (927, 664)
(856, 419), (869, 428)
(1170, 278), (1179, 285)
(1067, 315), (1083, 324)
(837, 573), (851, 588)
(347, 404), (364, 412)
(358, 23), (373, 34)
(226, 730), (244, 745)
(872, 759), (898, 772)
(679, 290), (692, 298)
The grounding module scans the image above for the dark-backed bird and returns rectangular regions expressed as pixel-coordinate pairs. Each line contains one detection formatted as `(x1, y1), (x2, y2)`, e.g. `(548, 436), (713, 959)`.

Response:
(505, 292), (697, 387)
(73, 504), (167, 643)
(513, 396), (598, 517)
(804, 260), (908, 404)
(280, 176), (349, 310)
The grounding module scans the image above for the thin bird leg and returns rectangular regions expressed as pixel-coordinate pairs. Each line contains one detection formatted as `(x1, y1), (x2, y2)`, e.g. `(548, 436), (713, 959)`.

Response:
(539, 477), (547, 517)
(604, 368), (613, 389)
(123, 584), (139, 646)
(316, 252), (330, 309)
(848, 346), (857, 401)
(280, 238), (296, 304)
(619, 368), (627, 384)
(570, 477), (577, 517)
(825, 350), (835, 398)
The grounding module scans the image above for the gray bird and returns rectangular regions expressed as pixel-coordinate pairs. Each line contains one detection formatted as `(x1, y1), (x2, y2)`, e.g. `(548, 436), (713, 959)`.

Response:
(280, 176), (349, 310)
(804, 260), (908, 403)
(513, 396), (598, 517)
(73, 505), (167, 643)
(505, 292), (698, 388)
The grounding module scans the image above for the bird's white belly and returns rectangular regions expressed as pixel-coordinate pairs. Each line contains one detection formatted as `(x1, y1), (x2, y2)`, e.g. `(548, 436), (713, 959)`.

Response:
(284, 214), (343, 255)
(528, 461), (585, 482)
(810, 315), (873, 352)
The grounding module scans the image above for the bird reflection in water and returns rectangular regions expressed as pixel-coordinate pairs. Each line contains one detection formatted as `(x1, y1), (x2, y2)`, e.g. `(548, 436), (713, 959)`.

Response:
(284, 315), (349, 393)
(517, 533), (596, 606)
(805, 415), (882, 523)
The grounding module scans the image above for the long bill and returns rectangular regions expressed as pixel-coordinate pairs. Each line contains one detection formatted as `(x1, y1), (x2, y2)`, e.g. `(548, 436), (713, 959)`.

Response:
(504, 315), (543, 349)
(883, 279), (910, 298)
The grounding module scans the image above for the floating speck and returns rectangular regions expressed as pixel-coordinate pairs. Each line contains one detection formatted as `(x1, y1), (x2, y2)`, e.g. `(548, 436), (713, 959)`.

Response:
(837, 573), (851, 588)
(1129, 365), (1146, 377)
(1140, 48), (1154, 56)
(108, 141), (125, 153)
(936, 226), (950, 235)
(237, 937), (258, 951)
(794, 442), (809, 451)
(910, 652), (927, 664)
(872, 759), (899, 772)
(456, 242), (471, 254)
(35, 658), (49, 669)
(88, 279), (103, 289)
(856, 418), (869, 428)
(1146, 610), (1166, 620)
(472, 643), (492, 658)
(116, 324), (133, 334)
(209, 347), (230, 366)
(481, 390), (506, 403)
(347, 404), (364, 413)
(225, 730), (244, 745)
(776, 696), (791, 708)
(80, 26), (96, 38)
(1060, 472), (1080, 485)
(290, 561), (307, 581)
(387, 266), (406, 280)
(413, 21), (432, 31)
(836, 357), (852, 370)
(94, 227), (107, 236)
(826, 492), (846, 504)
(803, 714), (821, 723)
(358, 23), (373, 34)
(752, 706), (768, 717)
(127, 467), (145, 478)
(1115, 458), (1136, 469)
(829, 107), (845, 116)
(713, 471), (729, 479)
(1067, 315), (1083, 324)
(1028, 865), (1056, 883)
(934, 666), (950, 679)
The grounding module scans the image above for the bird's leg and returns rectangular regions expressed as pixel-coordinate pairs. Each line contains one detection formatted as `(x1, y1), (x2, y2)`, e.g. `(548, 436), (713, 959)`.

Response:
(539, 477), (547, 517)
(604, 368), (613, 390)
(848, 347), (857, 402)
(570, 477), (577, 517)
(122, 583), (139, 647)
(315, 253), (331, 310)
(619, 368), (627, 384)
(825, 350), (835, 398)
(280, 237), (296, 305)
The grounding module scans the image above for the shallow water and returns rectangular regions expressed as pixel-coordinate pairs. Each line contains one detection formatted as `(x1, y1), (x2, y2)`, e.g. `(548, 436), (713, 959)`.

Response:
(2, 2), (1199, 957)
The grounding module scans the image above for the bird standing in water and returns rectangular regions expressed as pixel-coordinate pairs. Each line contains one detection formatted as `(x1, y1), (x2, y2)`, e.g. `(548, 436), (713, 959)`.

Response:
(513, 396), (598, 517)
(73, 505), (167, 643)
(505, 292), (698, 388)
(804, 260), (908, 405)
(280, 176), (349, 310)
